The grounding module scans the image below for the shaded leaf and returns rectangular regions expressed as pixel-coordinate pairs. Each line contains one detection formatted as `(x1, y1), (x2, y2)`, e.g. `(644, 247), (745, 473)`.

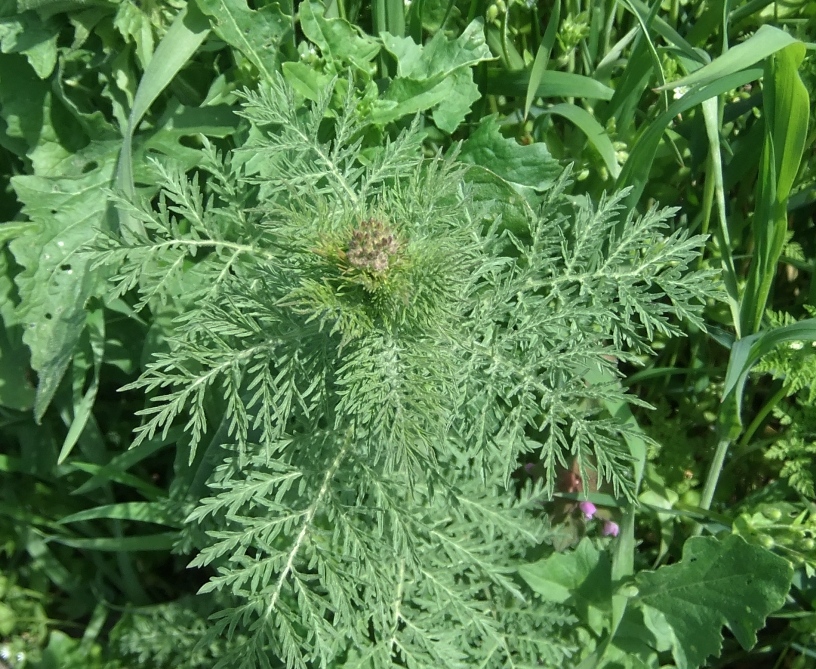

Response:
(8, 142), (118, 420)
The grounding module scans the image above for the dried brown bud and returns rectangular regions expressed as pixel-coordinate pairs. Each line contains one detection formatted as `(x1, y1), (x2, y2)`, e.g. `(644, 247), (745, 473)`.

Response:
(346, 218), (400, 273)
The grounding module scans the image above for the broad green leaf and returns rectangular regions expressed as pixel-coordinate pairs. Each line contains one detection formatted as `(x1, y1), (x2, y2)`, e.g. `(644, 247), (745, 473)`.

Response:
(0, 324), (35, 409)
(0, 249), (35, 410)
(371, 19), (491, 130)
(371, 70), (481, 132)
(0, 53), (51, 160)
(459, 115), (561, 191)
(659, 25), (799, 92)
(8, 143), (118, 420)
(542, 103), (620, 179)
(381, 19), (491, 79)
(635, 534), (793, 669)
(0, 10), (59, 78)
(463, 165), (533, 235)
(431, 68), (480, 133)
(196, 0), (291, 82)
(113, 0), (156, 69)
(299, 1), (379, 71)
(519, 538), (612, 635)
(486, 69), (614, 100)
(282, 60), (333, 100)
(142, 102), (239, 164)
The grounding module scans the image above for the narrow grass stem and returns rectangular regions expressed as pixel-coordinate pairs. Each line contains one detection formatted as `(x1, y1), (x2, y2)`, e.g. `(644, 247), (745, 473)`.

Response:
(697, 436), (733, 533)
(739, 384), (787, 448)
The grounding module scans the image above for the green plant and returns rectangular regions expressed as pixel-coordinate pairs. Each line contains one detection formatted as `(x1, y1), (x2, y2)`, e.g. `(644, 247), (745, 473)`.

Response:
(2, 1), (815, 667)
(93, 74), (721, 668)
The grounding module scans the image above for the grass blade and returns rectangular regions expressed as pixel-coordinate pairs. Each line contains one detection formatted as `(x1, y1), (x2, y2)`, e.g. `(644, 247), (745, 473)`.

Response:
(51, 533), (178, 552)
(740, 44), (810, 335)
(116, 3), (210, 231)
(658, 25), (799, 91)
(487, 69), (614, 100)
(59, 502), (180, 528)
(542, 103), (620, 179)
(722, 319), (816, 428)
(617, 68), (761, 207)
(524, 0), (559, 120)
(701, 97), (742, 337)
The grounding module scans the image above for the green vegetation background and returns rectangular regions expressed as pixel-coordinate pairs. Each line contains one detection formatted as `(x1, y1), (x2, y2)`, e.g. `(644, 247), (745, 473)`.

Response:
(0, 0), (815, 668)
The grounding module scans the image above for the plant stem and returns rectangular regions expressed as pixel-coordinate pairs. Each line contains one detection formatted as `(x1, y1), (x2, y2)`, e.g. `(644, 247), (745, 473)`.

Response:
(740, 384), (786, 448)
(698, 435), (732, 526)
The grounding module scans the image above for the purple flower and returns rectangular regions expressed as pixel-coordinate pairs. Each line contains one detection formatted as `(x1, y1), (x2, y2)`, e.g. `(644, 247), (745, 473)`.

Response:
(602, 520), (620, 537)
(524, 463), (535, 474)
(579, 501), (597, 519)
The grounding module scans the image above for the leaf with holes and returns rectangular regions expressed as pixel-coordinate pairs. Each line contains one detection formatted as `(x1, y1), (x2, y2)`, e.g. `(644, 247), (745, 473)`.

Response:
(8, 142), (117, 421)
(197, 0), (291, 82)
(634, 534), (793, 669)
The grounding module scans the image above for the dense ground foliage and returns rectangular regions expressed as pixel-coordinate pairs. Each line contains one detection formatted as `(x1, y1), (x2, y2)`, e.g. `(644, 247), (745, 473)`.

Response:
(1, 0), (815, 667)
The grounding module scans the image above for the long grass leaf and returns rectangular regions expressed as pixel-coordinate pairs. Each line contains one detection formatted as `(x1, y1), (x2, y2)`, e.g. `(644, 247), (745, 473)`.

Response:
(618, 68), (761, 207)
(51, 533), (178, 552)
(487, 69), (614, 99)
(542, 103), (620, 178)
(740, 44), (810, 335)
(701, 97), (741, 337)
(116, 3), (210, 231)
(524, 0), (560, 120)
(59, 502), (180, 528)
(658, 25), (799, 91)
(723, 319), (816, 427)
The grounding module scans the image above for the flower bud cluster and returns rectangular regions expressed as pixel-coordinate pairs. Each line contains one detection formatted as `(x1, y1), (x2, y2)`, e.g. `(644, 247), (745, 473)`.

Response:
(346, 218), (400, 273)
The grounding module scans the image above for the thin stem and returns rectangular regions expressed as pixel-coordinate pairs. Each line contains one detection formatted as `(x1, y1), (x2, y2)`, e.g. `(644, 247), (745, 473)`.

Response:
(697, 435), (732, 532)
(740, 384), (786, 448)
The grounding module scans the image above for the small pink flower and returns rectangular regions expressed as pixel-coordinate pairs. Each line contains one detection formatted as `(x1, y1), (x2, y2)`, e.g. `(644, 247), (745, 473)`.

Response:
(579, 501), (597, 519)
(602, 521), (620, 537)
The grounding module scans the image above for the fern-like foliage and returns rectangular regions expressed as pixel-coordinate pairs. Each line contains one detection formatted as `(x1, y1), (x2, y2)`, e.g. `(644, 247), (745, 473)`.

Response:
(96, 75), (717, 668)
(755, 308), (816, 497)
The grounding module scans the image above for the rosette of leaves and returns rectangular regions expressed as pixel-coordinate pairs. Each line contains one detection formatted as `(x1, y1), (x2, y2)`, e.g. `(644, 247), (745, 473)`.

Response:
(95, 75), (717, 668)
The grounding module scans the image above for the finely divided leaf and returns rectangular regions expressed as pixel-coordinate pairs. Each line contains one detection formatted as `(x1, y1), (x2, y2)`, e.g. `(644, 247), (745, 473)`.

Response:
(635, 534), (793, 669)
